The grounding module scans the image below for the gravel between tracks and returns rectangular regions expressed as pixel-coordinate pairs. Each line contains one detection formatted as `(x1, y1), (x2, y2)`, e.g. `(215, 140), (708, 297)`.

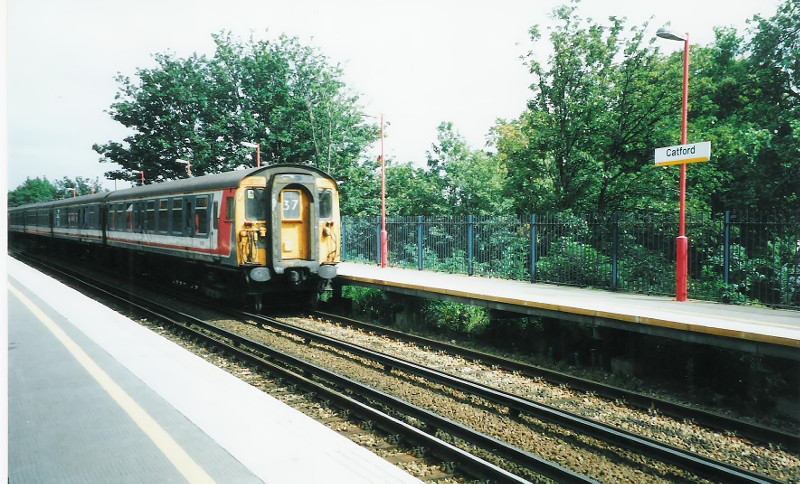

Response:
(279, 315), (800, 483)
(214, 315), (699, 483)
(139, 319), (463, 483)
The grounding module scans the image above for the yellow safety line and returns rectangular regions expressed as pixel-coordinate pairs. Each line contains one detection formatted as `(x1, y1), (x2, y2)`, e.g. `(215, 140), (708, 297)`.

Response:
(8, 283), (217, 484)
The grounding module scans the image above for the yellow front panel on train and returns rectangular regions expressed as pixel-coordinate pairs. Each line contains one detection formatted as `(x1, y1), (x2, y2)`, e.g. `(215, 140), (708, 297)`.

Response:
(280, 189), (310, 260)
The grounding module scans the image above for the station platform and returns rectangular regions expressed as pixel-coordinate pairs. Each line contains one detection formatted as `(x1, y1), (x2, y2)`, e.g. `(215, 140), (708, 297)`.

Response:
(7, 257), (421, 484)
(336, 262), (800, 360)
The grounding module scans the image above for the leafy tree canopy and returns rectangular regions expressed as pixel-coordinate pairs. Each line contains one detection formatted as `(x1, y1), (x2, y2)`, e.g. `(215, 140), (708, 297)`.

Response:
(426, 122), (510, 216)
(495, 2), (678, 214)
(8, 176), (105, 207)
(491, 0), (799, 215)
(8, 177), (58, 207)
(94, 32), (379, 199)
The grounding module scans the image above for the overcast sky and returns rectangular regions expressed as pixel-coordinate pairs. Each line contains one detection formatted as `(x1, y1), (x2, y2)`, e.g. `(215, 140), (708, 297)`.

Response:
(7, 0), (781, 192)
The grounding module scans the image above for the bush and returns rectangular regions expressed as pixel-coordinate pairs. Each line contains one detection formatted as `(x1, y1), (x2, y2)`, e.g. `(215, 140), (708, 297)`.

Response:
(537, 237), (611, 287)
(423, 300), (490, 336)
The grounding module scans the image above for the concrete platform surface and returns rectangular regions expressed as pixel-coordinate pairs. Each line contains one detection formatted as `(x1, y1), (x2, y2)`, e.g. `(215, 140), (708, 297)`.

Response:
(338, 262), (800, 350)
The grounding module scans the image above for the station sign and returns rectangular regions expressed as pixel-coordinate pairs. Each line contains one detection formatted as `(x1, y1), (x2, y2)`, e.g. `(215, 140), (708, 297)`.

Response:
(654, 141), (711, 166)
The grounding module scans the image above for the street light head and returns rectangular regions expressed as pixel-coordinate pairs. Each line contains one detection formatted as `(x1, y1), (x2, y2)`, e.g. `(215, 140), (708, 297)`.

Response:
(656, 26), (687, 42)
(241, 141), (258, 149)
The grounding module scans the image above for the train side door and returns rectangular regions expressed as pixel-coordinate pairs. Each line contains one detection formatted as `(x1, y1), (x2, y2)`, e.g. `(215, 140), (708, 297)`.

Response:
(279, 189), (310, 260)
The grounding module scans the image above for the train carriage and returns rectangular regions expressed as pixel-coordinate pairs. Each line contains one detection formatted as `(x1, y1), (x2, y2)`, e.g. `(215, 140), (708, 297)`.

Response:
(8, 165), (341, 309)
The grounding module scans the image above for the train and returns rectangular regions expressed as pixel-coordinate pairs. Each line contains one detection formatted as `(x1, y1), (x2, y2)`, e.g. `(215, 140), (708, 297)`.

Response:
(8, 164), (341, 310)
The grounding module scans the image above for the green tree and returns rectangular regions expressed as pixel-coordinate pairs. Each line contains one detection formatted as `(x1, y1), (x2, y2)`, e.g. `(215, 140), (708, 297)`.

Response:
(731, 0), (799, 211)
(426, 122), (509, 215)
(53, 176), (105, 198)
(676, 0), (799, 213)
(495, 3), (679, 214)
(338, 158), (381, 216)
(385, 161), (445, 216)
(8, 177), (58, 206)
(94, 32), (378, 187)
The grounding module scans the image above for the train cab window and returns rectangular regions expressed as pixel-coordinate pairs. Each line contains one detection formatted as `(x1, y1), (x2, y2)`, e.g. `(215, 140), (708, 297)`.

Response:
(195, 196), (208, 235)
(318, 190), (333, 219)
(281, 190), (301, 220)
(171, 199), (183, 235)
(145, 201), (156, 232)
(158, 200), (169, 233)
(245, 188), (266, 220)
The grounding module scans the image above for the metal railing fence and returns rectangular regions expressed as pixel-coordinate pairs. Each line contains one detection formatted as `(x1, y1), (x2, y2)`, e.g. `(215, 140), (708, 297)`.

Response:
(341, 212), (800, 309)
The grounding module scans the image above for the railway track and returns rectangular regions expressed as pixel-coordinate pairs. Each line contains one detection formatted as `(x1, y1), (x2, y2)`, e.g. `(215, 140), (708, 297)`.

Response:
(310, 311), (800, 454)
(13, 253), (796, 483)
(225, 312), (784, 484)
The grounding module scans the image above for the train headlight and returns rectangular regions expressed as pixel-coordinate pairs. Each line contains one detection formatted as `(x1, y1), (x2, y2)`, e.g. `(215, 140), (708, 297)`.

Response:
(318, 264), (337, 280)
(250, 267), (271, 282)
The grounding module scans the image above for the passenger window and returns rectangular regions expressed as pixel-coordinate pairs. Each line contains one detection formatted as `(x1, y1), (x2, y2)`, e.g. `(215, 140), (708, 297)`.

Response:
(195, 197), (208, 235)
(226, 197), (234, 221)
(213, 201), (219, 229)
(116, 204), (126, 231)
(319, 190), (332, 219)
(184, 201), (193, 233)
(87, 206), (97, 228)
(125, 203), (135, 231)
(158, 200), (169, 233)
(146, 201), (156, 232)
(171, 199), (183, 235)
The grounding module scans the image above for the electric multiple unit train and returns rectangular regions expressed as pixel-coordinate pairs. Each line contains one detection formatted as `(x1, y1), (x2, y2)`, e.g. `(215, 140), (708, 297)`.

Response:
(8, 165), (341, 309)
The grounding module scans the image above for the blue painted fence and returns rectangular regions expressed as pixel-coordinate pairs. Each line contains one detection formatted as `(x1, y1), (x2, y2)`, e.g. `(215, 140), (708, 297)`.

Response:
(341, 212), (800, 310)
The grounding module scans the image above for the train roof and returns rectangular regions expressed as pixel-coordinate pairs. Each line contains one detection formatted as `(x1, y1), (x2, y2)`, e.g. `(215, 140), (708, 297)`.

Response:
(8, 192), (109, 212)
(9, 164), (336, 211)
(105, 164), (334, 202)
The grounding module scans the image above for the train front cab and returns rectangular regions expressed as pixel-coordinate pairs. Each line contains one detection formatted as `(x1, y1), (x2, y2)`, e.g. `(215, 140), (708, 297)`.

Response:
(235, 167), (340, 307)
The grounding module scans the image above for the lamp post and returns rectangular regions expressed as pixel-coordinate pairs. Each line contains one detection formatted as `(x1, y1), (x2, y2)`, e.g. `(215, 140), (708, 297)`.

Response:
(358, 113), (389, 268)
(657, 26), (691, 302)
(176, 159), (192, 177)
(379, 113), (388, 268)
(241, 142), (261, 167)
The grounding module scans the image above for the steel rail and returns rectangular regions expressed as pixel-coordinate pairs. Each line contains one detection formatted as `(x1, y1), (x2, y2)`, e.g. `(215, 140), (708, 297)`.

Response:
(314, 310), (799, 453)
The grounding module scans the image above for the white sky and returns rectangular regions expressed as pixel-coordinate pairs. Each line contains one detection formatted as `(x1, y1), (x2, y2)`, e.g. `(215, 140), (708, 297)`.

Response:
(6, 0), (782, 192)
